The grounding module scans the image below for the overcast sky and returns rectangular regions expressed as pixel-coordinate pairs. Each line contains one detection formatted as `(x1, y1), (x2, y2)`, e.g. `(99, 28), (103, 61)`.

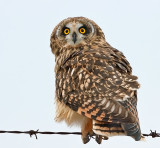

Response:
(0, 0), (160, 147)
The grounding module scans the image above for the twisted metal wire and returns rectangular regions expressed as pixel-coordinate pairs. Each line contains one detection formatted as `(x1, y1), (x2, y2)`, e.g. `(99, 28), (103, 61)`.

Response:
(0, 129), (159, 139)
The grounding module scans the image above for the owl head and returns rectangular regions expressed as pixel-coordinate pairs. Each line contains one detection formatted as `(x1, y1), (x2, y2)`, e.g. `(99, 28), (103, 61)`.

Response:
(50, 17), (106, 56)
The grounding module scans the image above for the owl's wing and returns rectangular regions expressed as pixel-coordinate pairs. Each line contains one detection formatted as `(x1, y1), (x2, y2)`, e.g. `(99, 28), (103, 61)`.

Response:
(56, 48), (140, 124)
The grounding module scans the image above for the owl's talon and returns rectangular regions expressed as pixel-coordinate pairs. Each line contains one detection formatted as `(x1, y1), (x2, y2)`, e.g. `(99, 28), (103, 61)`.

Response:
(102, 136), (109, 140)
(95, 135), (102, 144)
(82, 134), (90, 144)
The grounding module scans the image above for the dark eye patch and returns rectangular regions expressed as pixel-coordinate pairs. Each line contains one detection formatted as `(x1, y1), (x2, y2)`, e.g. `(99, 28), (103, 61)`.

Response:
(79, 25), (89, 35)
(61, 26), (70, 36)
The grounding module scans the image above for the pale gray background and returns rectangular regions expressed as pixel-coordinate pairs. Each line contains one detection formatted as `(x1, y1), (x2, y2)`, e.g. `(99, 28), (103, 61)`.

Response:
(0, 0), (160, 147)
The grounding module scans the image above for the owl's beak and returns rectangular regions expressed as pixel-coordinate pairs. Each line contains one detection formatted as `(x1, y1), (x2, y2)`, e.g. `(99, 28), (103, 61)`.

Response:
(72, 32), (77, 43)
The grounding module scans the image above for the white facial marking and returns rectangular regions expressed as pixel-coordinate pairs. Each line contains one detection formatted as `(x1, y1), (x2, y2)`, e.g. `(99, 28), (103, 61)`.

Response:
(56, 26), (61, 36)
(88, 22), (94, 34)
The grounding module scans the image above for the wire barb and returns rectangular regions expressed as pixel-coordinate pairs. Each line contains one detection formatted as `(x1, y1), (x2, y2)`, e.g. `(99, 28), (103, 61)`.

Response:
(143, 130), (160, 138)
(29, 129), (39, 139)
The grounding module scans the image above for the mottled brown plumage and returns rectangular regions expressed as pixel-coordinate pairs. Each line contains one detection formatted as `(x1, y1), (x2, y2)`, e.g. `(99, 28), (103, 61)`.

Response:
(50, 17), (144, 144)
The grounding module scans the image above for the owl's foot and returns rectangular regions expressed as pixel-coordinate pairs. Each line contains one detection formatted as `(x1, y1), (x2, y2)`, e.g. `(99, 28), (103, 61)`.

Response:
(81, 119), (108, 144)
(82, 131), (109, 144)
(95, 135), (102, 144)
(95, 135), (109, 144)
(102, 136), (109, 140)
(81, 130), (94, 144)
(81, 133), (90, 144)
(81, 119), (94, 144)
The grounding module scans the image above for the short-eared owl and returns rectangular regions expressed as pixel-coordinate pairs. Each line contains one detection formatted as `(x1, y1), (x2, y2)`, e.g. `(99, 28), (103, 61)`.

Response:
(50, 17), (144, 144)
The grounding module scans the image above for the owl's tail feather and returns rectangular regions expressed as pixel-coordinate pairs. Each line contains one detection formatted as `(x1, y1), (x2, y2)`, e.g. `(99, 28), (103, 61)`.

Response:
(92, 120), (125, 137)
(93, 120), (144, 141)
(121, 123), (144, 141)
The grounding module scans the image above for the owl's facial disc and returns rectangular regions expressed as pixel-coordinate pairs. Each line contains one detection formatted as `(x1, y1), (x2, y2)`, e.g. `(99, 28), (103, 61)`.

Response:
(59, 21), (94, 46)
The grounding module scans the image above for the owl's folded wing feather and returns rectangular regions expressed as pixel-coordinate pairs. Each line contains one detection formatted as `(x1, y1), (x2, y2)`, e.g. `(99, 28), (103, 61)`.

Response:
(56, 48), (140, 124)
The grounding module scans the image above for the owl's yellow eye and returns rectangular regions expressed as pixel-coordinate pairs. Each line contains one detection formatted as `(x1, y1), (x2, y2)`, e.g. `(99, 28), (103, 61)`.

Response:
(64, 28), (70, 35)
(79, 28), (86, 34)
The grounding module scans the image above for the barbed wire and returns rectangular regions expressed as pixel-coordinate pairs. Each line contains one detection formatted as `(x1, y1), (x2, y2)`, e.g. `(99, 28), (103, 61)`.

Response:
(0, 130), (81, 139)
(0, 129), (159, 139)
(143, 130), (160, 138)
